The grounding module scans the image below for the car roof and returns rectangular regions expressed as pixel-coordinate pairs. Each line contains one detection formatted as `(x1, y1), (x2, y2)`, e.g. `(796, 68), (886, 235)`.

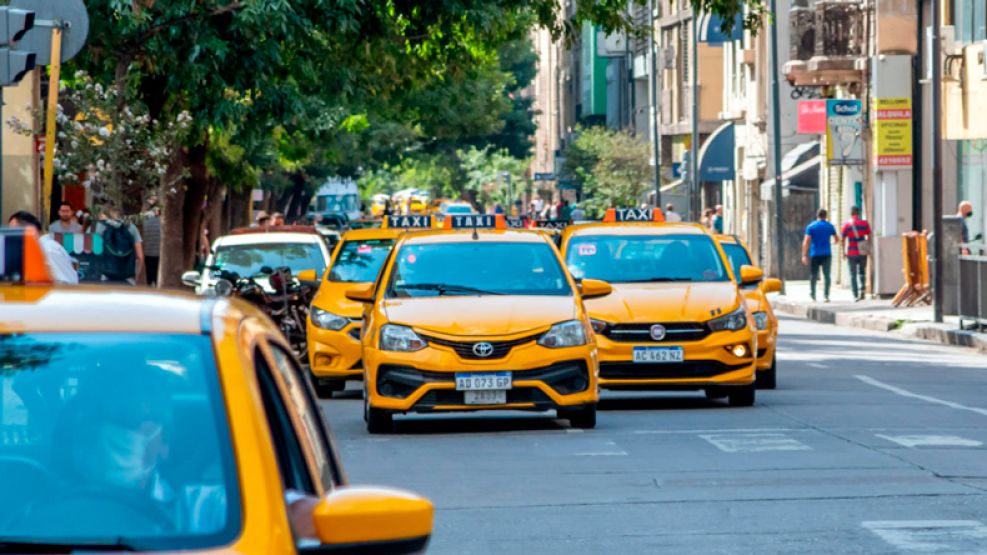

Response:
(398, 229), (548, 245)
(214, 232), (324, 247)
(340, 228), (405, 241)
(565, 222), (709, 238)
(0, 285), (217, 334)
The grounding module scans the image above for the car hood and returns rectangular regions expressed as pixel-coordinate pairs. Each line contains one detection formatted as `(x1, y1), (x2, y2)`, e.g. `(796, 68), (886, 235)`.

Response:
(311, 281), (369, 319)
(383, 296), (576, 336)
(585, 281), (742, 323)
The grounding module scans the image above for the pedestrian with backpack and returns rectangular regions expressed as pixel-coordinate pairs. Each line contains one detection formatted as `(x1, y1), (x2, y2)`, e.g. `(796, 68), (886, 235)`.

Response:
(840, 206), (872, 302)
(96, 208), (144, 285)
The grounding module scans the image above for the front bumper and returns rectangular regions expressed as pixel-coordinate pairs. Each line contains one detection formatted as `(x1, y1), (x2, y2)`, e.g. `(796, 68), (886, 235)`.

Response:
(596, 328), (757, 389)
(364, 340), (599, 413)
(306, 319), (364, 380)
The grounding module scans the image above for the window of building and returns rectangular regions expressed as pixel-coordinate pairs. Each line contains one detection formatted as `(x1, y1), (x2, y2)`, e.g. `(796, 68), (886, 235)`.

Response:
(954, 0), (987, 42)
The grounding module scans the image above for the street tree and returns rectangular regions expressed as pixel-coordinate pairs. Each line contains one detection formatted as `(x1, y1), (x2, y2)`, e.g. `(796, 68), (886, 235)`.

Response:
(562, 126), (653, 216)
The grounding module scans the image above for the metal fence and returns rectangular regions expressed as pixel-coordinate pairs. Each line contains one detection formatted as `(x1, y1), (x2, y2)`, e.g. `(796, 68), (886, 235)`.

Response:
(958, 243), (987, 331)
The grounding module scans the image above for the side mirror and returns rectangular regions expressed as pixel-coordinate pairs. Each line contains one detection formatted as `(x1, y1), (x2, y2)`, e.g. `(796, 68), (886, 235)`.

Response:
(739, 265), (764, 285)
(180, 270), (201, 288)
(346, 283), (376, 303)
(305, 486), (433, 554)
(579, 278), (613, 299)
(762, 277), (783, 294)
(297, 269), (318, 282)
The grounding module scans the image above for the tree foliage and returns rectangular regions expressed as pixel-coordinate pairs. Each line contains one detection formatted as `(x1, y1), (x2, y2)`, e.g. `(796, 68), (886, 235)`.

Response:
(562, 126), (653, 216)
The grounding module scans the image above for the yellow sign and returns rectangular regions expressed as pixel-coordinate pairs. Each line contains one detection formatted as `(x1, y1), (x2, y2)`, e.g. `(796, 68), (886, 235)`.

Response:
(874, 97), (913, 168)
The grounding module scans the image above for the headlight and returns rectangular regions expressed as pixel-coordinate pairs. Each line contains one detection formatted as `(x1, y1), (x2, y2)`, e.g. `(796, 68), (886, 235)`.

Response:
(708, 307), (748, 332)
(311, 307), (349, 331)
(213, 279), (233, 297)
(589, 319), (609, 334)
(379, 324), (428, 352)
(753, 311), (769, 331)
(538, 320), (588, 348)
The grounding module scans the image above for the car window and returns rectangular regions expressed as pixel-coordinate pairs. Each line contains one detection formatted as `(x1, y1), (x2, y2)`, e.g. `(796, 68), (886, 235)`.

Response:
(0, 333), (241, 551)
(720, 243), (753, 282)
(328, 239), (395, 283)
(213, 242), (326, 277)
(267, 345), (338, 490)
(565, 234), (730, 283)
(386, 241), (572, 298)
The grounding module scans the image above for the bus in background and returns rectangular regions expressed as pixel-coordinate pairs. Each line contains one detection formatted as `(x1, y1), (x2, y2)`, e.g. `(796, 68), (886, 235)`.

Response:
(312, 177), (362, 222)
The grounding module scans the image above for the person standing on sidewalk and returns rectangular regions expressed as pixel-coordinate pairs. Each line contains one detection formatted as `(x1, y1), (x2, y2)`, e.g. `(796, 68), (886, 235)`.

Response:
(664, 203), (682, 223)
(801, 208), (839, 302)
(840, 206), (871, 302)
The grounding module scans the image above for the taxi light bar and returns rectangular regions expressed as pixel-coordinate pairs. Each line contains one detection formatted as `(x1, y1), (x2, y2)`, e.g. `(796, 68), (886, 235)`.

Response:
(505, 216), (527, 229)
(0, 227), (53, 285)
(530, 219), (569, 230)
(383, 215), (433, 229)
(443, 214), (506, 230)
(602, 207), (666, 223)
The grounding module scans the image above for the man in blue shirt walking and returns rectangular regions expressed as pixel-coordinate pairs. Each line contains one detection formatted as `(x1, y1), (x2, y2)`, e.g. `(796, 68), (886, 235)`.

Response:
(801, 208), (839, 302)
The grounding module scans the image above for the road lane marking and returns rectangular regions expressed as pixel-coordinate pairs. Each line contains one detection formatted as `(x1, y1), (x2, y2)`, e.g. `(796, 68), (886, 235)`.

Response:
(876, 434), (984, 448)
(862, 520), (987, 553)
(565, 428), (584, 434)
(574, 440), (627, 456)
(855, 375), (987, 417)
(700, 433), (811, 453)
(633, 428), (798, 435)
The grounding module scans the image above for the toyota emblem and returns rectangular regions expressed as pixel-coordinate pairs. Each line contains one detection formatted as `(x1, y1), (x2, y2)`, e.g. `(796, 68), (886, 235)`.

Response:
(472, 342), (495, 357)
(649, 324), (667, 341)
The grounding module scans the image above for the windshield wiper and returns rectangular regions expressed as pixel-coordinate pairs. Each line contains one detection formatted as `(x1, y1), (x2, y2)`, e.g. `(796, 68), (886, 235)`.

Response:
(0, 537), (145, 553)
(396, 283), (504, 296)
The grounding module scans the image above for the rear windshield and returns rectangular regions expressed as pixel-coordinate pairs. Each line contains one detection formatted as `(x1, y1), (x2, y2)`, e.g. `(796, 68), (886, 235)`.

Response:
(565, 234), (730, 283)
(0, 333), (240, 551)
(328, 239), (395, 283)
(213, 241), (325, 277)
(387, 241), (571, 297)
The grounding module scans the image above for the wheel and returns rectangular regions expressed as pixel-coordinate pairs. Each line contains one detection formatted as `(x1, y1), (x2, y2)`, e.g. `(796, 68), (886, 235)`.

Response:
(560, 404), (597, 429)
(756, 356), (777, 390)
(365, 396), (393, 434)
(313, 379), (346, 399)
(728, 384), (756, 407)
(705, 387), (727, 400)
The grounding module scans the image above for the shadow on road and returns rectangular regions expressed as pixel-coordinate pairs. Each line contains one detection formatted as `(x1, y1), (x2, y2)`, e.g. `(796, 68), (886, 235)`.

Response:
(598, 393), (722, 412)
(392, 414), (568, 435)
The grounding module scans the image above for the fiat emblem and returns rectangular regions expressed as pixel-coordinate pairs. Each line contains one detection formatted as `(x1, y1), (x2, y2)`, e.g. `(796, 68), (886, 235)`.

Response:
(472, 342), (494, 357)
(649, 324), (667, 341)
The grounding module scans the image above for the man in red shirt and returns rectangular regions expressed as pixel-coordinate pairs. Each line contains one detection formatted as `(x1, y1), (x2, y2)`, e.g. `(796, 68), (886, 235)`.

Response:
(840, 206), (872, 301)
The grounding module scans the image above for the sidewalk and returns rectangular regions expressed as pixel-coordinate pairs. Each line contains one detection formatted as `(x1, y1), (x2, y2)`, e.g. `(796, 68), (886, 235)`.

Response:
(770, 281), (987, 354)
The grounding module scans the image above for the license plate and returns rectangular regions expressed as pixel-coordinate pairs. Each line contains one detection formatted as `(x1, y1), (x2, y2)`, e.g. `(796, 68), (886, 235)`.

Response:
(455, 372), (512, 391)
(632, 347), (684, 363)
(464, 390), (507, 405)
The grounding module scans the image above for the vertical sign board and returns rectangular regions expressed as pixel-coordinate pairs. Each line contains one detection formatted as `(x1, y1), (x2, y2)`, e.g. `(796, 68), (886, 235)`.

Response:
(874, 97), (913, 168)
(797, 100), (828, 134)
(825, 99), (865, 166)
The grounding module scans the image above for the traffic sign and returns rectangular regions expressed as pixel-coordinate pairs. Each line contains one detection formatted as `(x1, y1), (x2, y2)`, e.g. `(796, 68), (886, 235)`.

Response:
(11, 0), (89, 65)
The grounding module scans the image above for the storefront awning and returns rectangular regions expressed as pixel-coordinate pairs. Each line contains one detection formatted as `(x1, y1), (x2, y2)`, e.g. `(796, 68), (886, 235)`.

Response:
(699, 13), (744, 45)
(698, 122), (736, 182)
(761, 154), (822, 191)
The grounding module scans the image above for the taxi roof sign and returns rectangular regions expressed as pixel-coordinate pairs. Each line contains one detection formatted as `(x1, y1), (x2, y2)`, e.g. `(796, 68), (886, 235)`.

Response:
(1, 227), (53, 285)
(531, 219), (569, 230)
(383, 215), (433, 229)
(443, 214), (506, 230)
(602, 207), (666, 223)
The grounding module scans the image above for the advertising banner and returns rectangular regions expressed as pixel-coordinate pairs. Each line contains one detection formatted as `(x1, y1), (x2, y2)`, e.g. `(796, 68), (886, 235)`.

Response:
(825, 99), (865, 166)
(797, 100), (827, 134)
(874, 97), (913, 168)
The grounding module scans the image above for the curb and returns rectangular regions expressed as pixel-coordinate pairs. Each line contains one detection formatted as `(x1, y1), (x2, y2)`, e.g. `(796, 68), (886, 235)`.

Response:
(773, 298), (987, 354)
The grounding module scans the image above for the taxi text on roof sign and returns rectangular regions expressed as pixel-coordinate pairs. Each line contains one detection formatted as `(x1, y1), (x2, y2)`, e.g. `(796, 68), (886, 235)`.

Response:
(443, 214), (506, 229)
(602, 207), (666, 223)
(505, 216), (527, 229)
(0, 227), (53, 284)
(531, 219), (569, 230)
(384, 215), (434, 229)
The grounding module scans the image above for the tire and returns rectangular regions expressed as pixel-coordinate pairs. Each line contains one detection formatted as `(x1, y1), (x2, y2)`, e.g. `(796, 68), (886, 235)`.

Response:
(756, 357), (777, 390)
(365, 397), (393, 434)
(560, 404), (597, 429)
(728, 384), (756, 407)
(705, 387), (727, 400)
(314, 379), (346, 399)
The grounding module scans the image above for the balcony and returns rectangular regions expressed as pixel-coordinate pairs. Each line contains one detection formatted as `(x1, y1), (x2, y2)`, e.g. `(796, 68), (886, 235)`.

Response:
(784, 0), (866, 87)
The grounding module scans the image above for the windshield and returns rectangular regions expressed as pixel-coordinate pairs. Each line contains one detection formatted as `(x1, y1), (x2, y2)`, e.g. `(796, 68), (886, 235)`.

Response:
(0, 334), (240, 550)
(387, 241), (571, 297)
(720, 242), (752, 282)
(565, 234), (730, 283)
(328, 239), (394, 282)
(212, 242), (326, 277)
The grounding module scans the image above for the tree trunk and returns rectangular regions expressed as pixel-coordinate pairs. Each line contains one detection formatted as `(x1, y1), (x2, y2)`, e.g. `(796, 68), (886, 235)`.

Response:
(228, 187), (252, 229)
(159, 150), (188, 289)
(286, 171), (308, 221)
(204, 179), (227, 248)
(182, 143), (209, 271)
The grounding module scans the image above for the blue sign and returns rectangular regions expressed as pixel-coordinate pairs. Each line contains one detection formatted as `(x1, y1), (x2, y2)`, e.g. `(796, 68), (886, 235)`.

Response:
(699, 13), (744, 45)
(698, 123), (736, 182)
(533, 172), (556, 181)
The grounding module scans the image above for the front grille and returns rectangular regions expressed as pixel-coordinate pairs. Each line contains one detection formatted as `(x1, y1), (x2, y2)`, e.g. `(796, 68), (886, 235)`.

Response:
(419, 332), (542, 360)
(376, 360), (589, 399)
(348, 326), (362, 341)
(603, 322), (710, 343)
(599, 360), (747, 380)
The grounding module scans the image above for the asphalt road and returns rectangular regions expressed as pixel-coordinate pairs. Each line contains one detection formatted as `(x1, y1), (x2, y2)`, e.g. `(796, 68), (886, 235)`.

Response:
(321, 316), (987, 554)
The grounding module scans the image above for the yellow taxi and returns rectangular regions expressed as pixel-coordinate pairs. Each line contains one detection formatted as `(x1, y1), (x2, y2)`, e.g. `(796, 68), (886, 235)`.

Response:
(715, 234), (782, 389)
(351, 214), (610, 433)
(559, 208), (760, 406)
(306, 216), (433, 397)
(0, 227), (433, 554)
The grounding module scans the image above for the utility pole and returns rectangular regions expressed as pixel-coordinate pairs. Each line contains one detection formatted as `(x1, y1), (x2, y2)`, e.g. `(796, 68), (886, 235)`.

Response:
(769, 0), (785, 290)
(648, 0), (661, 207)
(931, 0), (943, 323)
(690, 10), (699, 221)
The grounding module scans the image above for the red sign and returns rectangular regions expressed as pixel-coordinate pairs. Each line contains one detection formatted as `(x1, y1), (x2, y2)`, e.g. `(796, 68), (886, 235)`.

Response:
(797, 100), (827, 134)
